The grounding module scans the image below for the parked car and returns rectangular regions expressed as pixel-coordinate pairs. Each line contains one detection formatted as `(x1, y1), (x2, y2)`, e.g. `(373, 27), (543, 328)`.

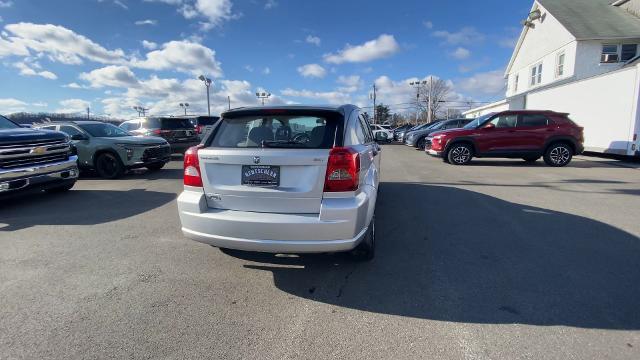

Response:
(370, 124), (393, 142)
(177, 105), (383, 260)
(405, 118), (472, 150)
(0, 115), (78, 196)
(119, 117), (200, 154)
(426, 110), (584, 166)
(36, 121), (171, 179)
(392, 124), (412, 141)
(189, 116), (220, 141)
(397, 123), (428, 143)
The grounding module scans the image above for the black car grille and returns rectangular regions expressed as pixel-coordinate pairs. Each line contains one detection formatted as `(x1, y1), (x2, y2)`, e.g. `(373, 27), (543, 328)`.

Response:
(424, 139), (433, 150)
(0, 139), (70, 169)
(142, 145), (171, 161)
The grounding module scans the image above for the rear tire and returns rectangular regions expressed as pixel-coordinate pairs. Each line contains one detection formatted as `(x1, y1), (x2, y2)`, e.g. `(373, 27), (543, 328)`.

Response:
(95, 152), (125, 179)
(351, 216), (375, 261)
(446, 143), (473, 165)
(416, 138), (426, 150)
(543, 143), (573, 167)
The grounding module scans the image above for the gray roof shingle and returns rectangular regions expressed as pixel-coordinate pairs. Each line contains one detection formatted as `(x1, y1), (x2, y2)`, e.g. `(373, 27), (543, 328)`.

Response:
(539, 0), (640, 39)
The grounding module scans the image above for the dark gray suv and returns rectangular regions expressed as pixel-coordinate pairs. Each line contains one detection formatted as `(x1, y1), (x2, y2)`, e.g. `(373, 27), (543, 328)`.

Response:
(404, 118), (472, 150)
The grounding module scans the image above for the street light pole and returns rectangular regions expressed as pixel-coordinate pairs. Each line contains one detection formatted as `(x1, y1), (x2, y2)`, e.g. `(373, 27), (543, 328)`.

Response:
(179, 103), (190, 115)
(369, 84), (377, 124)
(256, 91), (271, 105)
(427, 76), (434, 123)
(198, 75), (213, 116)
(409, 80), (427, 125)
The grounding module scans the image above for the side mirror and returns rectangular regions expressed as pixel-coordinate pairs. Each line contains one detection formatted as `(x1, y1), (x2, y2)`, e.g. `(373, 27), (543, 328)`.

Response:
(483, 123), (496, 130)
(375, 132), (388, 142)
(70, 134), (87, 141)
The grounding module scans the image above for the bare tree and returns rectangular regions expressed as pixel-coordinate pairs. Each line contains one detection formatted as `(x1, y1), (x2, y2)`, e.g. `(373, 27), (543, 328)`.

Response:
(411, 78), (452, 123)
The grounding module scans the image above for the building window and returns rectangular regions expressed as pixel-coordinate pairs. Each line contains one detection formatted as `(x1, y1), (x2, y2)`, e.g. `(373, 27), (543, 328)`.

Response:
(621, 44), (638, 61)
(514, 74), (519, 92)
(556, 52), (565, 78)
(601, 44), (619, 63)
(530, 63), (542, 86)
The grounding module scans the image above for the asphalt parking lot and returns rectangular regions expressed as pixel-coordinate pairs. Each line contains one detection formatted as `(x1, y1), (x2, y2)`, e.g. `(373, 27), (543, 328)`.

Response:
(1, 145), (639, 359)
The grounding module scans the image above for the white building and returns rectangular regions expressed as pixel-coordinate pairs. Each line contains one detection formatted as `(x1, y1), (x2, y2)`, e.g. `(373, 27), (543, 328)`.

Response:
(464, 0), (640, 156)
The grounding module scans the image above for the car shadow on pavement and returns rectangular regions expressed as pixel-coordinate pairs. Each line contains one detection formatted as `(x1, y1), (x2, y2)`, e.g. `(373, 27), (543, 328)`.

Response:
(0, 189), (176, 231)
(79, 168), (183, 181)
(224, 182), (640, 330)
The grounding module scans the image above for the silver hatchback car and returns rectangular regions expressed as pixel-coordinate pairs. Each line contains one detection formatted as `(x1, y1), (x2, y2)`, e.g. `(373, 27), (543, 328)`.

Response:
(177, 105), (382, 260)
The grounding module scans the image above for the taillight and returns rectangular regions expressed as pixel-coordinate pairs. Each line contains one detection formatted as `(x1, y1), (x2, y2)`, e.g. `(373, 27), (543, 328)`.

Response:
(196, 125), (203, 134)
(324, 147), (360, 192)
(184, 145), (204, 187)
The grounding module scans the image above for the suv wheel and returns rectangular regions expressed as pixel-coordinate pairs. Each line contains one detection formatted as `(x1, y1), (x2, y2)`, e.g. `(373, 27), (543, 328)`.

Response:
(447, 143), (473, 165)
(351, 216), (375, 261)
(96, 152), (125, 179)
(544, 143), (573, 167)
(416, 138), (426, 150)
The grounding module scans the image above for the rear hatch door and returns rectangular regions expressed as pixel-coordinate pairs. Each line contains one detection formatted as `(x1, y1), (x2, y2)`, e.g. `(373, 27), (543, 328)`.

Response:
(199, 109), (343, 214)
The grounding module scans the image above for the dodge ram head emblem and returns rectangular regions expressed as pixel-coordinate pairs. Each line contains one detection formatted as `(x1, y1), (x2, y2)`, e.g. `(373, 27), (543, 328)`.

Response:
(253, 156), (261, 164)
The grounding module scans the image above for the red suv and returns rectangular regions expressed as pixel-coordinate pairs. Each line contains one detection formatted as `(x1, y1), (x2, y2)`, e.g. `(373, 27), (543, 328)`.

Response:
(426, 110), (584, 166)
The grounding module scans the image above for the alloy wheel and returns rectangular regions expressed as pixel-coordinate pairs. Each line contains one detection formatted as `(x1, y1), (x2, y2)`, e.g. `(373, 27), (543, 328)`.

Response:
(451, 146), (471, 164)
(549, 146), (571, 165)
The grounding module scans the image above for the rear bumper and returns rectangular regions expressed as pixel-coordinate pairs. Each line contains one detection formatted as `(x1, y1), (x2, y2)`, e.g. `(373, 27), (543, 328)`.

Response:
(0, 156), (79, 194)
(177, 189), (371, 253)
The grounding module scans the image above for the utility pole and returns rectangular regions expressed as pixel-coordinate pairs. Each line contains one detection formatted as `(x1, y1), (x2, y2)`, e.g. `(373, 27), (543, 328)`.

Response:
(132, 106), (149, 117)
(369, 84), (377, 124)
(86, 107), (90, 120)
(227, 95), (231, 110)
(427, 76), (433, 123)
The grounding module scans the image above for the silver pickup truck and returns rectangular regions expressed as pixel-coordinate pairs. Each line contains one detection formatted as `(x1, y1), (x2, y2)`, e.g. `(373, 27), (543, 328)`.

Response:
(0, 115), (78, 196)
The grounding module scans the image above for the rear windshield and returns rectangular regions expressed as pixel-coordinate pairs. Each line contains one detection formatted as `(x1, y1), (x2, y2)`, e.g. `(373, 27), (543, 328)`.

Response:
(147, 117), (193, 129)
(210, 113), (338, 149)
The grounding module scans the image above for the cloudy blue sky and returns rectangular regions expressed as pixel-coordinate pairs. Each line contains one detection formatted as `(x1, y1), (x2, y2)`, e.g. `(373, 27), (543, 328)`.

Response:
(0, 0), (531, 118)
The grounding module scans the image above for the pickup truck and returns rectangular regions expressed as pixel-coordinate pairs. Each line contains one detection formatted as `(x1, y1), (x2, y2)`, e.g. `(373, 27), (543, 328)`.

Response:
(0, 115), (79, 196)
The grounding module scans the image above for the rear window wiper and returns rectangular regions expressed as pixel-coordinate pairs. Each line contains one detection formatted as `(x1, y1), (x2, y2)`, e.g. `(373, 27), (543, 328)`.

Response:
(261, 140), (308, 148)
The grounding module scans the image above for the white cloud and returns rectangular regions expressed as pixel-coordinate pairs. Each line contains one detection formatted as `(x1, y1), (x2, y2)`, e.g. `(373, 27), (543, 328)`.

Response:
(297, 63), (326, 78)
(0, 23), (126, 64)
(114, 0), (128, 9)
(281, 88), (351, 105)
(0, 1), (13, 8)
(264, 0), (277, 9)
(423, 20), (433, 29)
(244, 65), (254, 72)
(499, 36), (518, 49)
(132, 40), (223, 76)
(79, 65), (139, 88)
(13, 61), (58, 79)
(262, 67), (271, 75)
(135, 19), (158, 26)
(323, 34), (400, 64)
(305, 35), (321, 46)
(336, 75), (362, 93)
(146, 0), (236, 29)
(432, 27), (484, 45)
(0, 98), (28, 113)
(57, 98), (91, 113)
(450, 47), (470, 60)
(455, 70), (506, 97)
(141, 40), (158, 50)
(63, 82), (85, 89)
